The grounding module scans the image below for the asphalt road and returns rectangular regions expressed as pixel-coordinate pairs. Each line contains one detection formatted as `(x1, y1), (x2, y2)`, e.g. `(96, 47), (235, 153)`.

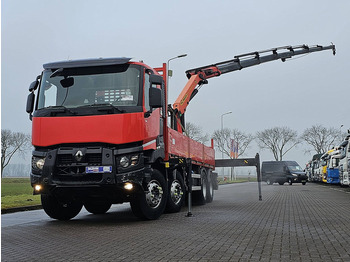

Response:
(2, 182), (350, 262)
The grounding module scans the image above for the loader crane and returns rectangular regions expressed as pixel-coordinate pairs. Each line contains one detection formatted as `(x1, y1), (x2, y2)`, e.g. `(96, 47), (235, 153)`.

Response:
(171, 44), (335, 132)
(26, 43), (335, 221)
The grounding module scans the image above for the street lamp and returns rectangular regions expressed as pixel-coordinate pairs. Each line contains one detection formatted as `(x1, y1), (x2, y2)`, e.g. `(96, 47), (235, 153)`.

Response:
(220, 111), (232, 178)
(167, 54), (187, 89)
(221, 111), (232, 131)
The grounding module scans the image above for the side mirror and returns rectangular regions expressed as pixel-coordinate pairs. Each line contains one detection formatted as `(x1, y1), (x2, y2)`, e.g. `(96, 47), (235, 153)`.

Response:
(149, 74), (163, 86)
(29, 80), (39, 92)
(149, 87), (163, 108)
(26, 93), (35, 114)
(26, 92), (35, 120)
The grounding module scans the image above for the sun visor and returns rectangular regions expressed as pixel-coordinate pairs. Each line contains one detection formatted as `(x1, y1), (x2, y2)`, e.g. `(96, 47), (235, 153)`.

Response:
(43, 57), (132, 69)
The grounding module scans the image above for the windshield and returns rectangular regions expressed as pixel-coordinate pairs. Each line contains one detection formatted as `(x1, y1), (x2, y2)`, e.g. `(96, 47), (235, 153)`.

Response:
(287, 165), (303, 172)
(37, 64), (141, 110)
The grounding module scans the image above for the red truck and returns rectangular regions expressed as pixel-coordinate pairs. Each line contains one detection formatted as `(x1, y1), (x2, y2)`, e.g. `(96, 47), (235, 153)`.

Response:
(26, 44), (335, 220)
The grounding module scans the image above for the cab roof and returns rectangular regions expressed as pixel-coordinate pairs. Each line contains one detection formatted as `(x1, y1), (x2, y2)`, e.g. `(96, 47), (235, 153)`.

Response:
(43, 57), (132, 69)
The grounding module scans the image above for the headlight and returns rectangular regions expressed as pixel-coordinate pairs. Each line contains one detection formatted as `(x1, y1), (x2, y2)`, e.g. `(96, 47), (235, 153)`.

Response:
(120, 156), (130, 168)
(130, 155), (139, 166)
(292, 173), (298, 177)
(118, 154), (141, 169)
(32, 157), (45, 170)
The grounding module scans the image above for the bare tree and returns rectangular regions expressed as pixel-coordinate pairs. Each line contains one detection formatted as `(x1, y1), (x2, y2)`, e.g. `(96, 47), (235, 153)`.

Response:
(184, 122), (209, 144)
(231, 129), (254, 158)
(212, 128), (254, 159)
(301, 124), (343, 154)
(1, 129), (31, 176)
(212, 128), (232, 158)
(256, 126), (300, 161)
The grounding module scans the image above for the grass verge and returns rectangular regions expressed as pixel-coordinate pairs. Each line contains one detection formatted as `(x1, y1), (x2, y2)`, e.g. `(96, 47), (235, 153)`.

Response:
(1, 178), (41, 209)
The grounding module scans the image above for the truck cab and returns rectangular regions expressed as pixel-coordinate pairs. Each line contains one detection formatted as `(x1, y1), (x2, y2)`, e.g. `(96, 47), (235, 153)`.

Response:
(26, 58), (174, 220)
(339, 135), (350, 186)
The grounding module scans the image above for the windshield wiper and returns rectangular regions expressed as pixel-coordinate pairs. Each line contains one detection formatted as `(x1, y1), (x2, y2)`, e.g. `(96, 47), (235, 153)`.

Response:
(77, 103), (125, 113)
(45, 106), (76, 115)
(50, 68), (64, 78)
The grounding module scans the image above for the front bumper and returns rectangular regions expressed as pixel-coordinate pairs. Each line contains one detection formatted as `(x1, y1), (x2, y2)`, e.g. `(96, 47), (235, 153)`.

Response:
(290, 175), (308, 183)
(30, 145), (150, 196)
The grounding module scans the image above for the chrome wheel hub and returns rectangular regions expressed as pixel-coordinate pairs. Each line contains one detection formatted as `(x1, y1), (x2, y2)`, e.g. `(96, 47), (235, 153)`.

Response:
(145, 180), (163, 209)
(170, 180), (183, 205)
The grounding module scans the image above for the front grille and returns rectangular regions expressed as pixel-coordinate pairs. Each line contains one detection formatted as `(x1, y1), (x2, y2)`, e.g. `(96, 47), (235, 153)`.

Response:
(87, 154), (102, 165)
(57, 155), (73, 165)
(57, 153), (102, 166)
(54, 147), (105, 182)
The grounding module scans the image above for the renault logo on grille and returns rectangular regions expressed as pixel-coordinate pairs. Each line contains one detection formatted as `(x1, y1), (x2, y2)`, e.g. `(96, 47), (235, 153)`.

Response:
(75, 150), (84, 162)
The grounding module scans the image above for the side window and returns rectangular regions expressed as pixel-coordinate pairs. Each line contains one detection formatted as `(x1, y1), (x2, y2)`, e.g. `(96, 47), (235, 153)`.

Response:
(144, 73), (150, 111)
(39, 83), (57, 108)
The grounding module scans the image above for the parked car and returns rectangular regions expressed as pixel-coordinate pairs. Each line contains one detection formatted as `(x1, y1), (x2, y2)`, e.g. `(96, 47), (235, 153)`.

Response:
(262, 161), (308, 185)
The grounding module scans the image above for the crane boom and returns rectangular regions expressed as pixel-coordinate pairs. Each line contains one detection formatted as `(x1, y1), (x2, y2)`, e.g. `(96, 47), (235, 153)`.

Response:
(173, 44), (335, 115)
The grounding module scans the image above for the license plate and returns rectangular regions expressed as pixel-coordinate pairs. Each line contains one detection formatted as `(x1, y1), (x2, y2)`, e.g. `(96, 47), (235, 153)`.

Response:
(86, 166), (112, 174)
(301, 180), (306, 182)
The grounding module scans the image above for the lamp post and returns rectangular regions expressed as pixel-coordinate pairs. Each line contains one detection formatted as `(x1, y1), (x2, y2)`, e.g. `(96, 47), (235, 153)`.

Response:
(167, 54), (187, 89)
(166, 54), (187, 117)
(220, 111), (232, 178)
(221, 111), (232, 132)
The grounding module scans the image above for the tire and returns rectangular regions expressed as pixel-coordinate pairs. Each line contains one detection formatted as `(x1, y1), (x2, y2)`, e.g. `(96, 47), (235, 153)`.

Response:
(84, 201), (112, 214)
(288, 179), (293, 185)
(206, 170), (214, 203)
(278, 182), (284, 185)
(193, 168), (207, 205)
(41, 194), (83, 221)
(166, 171), (185, 213)
(266, 179), (272, 185)
(130, 169), (168, 220)
(302, 182), (306, 185)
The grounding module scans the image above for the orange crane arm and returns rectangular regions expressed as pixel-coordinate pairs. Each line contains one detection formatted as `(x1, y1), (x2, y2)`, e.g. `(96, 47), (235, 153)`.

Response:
(172, 44), (335, 116)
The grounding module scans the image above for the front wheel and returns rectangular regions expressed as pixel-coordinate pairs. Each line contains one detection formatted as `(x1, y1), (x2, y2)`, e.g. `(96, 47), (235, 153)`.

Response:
(130, 169), (168, 220)
(288, 178), (293, 185)
(41, 194), (83, 220)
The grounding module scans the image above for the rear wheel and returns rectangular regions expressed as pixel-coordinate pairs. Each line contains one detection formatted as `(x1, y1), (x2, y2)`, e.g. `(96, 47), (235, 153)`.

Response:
(278, 181), (284, 185)
(130, 169), (167, 220)
(206, 170), (214, 203)
(41, 194), (83, 221)
(84, 201), (112, 214)
(166, 171), (185, 213)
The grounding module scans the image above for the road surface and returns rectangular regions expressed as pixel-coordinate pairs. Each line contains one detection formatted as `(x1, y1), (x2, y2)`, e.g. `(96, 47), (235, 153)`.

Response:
(2, 182), (350, 261)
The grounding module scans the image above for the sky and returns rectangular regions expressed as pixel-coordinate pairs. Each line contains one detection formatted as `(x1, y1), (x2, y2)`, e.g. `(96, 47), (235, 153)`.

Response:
(1, 0), (350, 169)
